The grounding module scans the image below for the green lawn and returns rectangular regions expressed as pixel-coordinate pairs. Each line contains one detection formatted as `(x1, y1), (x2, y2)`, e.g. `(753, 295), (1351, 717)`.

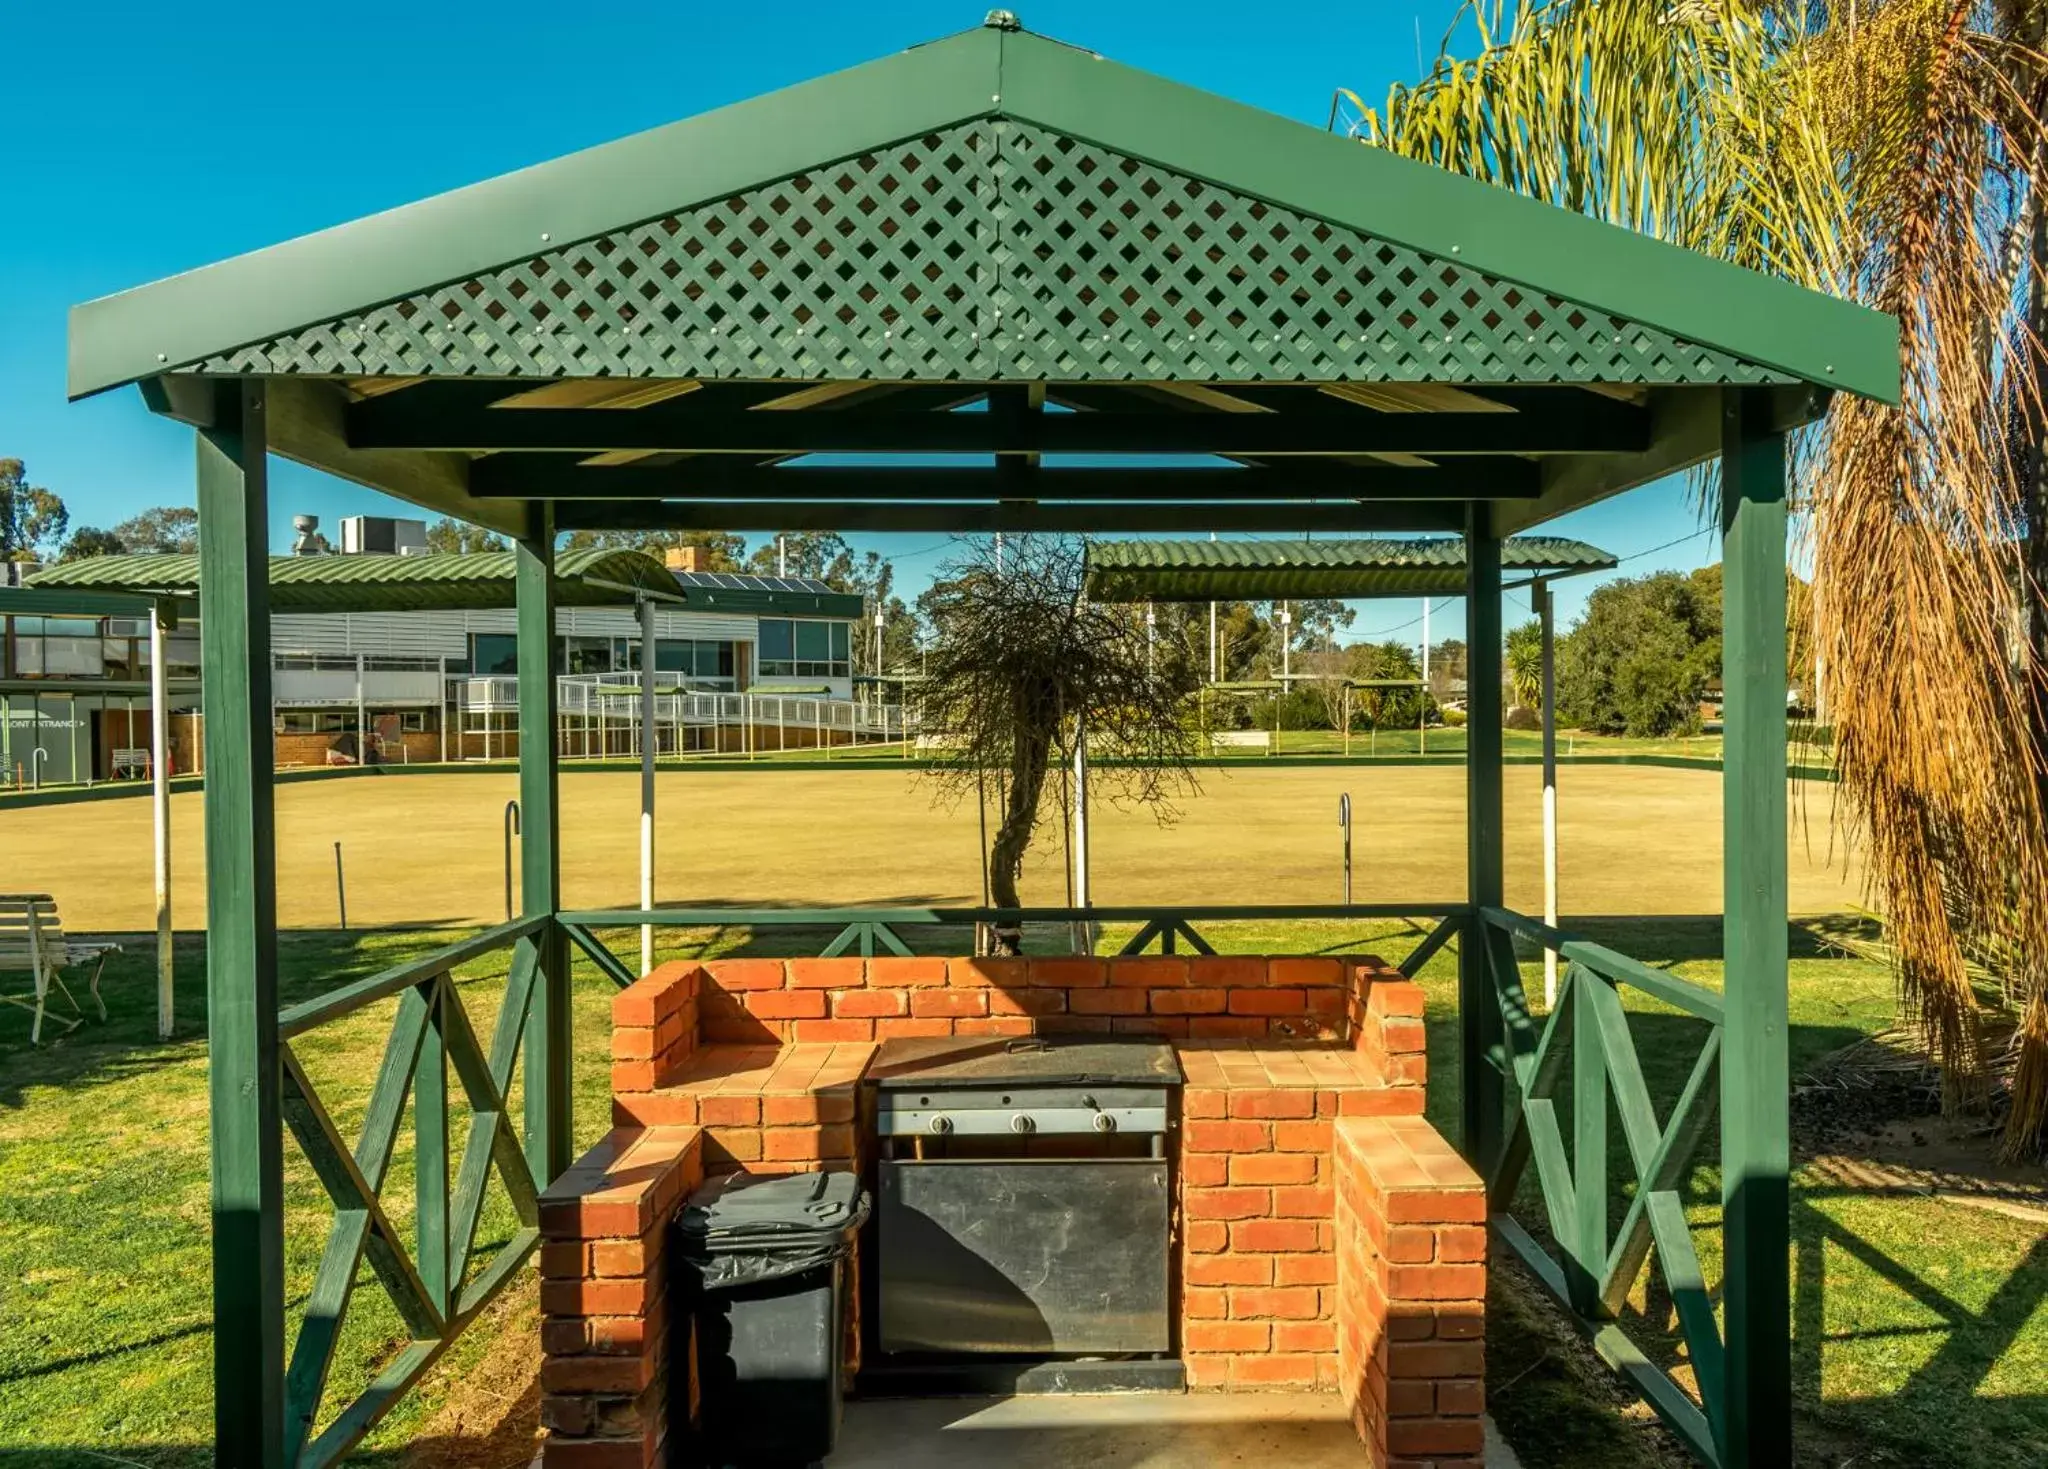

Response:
(2, 917), (2040, 1467)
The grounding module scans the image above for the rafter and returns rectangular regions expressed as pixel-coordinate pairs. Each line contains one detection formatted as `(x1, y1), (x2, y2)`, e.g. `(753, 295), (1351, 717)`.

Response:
(553, 499), (1467, 534)
(471, 461), (1539, 501)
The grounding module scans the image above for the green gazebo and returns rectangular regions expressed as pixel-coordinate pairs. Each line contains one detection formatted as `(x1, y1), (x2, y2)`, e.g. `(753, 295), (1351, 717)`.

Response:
(65, 15), (1897, 1468)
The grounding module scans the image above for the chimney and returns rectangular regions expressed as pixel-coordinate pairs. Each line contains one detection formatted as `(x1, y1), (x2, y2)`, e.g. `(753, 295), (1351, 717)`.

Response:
(665, 545), (706, 573)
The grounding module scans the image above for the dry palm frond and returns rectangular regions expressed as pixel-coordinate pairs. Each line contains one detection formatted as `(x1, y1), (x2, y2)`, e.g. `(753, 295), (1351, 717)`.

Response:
(1361, 0), (2048, 1156)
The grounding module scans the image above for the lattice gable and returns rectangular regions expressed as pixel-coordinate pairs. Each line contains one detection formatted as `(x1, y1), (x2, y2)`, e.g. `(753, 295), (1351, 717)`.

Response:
(195, 121), (1791, 387)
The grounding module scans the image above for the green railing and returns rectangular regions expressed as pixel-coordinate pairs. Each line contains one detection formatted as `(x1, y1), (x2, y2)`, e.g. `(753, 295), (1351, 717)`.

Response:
(1475, 906), (1726, 1464)
(555, 903), (1468, 971)
(277, 901), (1460, 1465)
(272, 915), (550, 1468)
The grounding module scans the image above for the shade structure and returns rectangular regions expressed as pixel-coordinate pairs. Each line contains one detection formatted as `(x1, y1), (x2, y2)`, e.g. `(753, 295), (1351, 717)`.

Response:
(61, 14), (1902, 1469)
(66, 22), (1892, 541)
(1084, 536), (1617, 602)
(24, 547), (682, 614)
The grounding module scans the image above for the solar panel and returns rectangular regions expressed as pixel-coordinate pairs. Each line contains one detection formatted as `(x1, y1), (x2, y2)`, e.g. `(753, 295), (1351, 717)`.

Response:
(668, 570), (839, 595)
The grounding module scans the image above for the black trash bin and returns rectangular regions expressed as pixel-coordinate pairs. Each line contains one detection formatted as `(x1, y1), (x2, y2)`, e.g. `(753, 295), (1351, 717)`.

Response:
(673, 1170), (869, 1469)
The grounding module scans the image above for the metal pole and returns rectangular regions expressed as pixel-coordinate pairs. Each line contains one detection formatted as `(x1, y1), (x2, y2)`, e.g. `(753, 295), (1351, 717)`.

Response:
(1208, 529), (1218, 683)
(1072, 710), (1091, 932)
(1338, 792), (1352, 905)
(1720, 392), (1792, 1466)
(504, 800), (521, 924)
(152, 604), (173, 1039)
(639, 598), (656, 976)
(1420, 598), (1430, 756)
(1538, 582), (1560, 1008)
(333, 842), (347, 931)
(438, 656), (448, 764)
(355, 652), (367, 767)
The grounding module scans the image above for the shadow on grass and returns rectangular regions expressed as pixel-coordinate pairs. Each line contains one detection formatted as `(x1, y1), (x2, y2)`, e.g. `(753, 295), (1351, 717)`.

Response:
(1789, 1195), (2048, 1467)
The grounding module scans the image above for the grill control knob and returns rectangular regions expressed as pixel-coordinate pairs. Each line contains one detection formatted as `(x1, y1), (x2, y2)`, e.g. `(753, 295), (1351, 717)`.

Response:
(1010, 1113), (1036, 1135)
(928, 1114), (954, 1135)
(1093, 1112), (1117, 1134)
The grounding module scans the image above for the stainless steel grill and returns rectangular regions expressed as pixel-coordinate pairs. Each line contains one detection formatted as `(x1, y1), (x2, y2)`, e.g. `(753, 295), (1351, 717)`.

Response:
(867, 1037), (1181, 1363)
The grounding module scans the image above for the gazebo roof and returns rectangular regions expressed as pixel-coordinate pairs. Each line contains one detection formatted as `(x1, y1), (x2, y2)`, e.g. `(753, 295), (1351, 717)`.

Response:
(67, 17), (1898, 542)
(24, 548), (683, 614)
(1085, 536), (1616, 602)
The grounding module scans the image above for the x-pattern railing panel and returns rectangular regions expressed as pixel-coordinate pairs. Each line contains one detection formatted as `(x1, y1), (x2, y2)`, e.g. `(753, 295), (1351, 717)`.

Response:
(277, 933), (544, 1469)
(1479, 907), (1727, 1463)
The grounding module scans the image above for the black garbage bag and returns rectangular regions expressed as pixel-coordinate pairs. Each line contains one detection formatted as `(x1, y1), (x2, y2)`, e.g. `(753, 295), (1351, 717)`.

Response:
(674, 1170), (869, 1289)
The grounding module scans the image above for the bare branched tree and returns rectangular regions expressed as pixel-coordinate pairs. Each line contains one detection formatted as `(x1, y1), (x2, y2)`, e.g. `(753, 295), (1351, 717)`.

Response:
(916, 536), (1201, 953)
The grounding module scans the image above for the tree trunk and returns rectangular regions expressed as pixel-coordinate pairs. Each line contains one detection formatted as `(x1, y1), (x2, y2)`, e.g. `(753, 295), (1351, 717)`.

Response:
(986, 724), (1052, 955)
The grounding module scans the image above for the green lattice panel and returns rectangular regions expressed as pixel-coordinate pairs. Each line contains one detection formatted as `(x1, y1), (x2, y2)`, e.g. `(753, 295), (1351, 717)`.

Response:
(201, 127), (1004, 381)
(196, 121), (1790, 386)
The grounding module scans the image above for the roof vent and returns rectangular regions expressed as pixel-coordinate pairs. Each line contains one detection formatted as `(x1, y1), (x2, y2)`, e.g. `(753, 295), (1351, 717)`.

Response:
(984, 9), (1021, 30)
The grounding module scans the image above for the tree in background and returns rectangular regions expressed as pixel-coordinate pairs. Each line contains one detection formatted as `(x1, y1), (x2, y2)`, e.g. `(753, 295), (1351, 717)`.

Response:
(916, 537), (1199, 952)
(1425, 637), (1466, 703)
(1557, 570), (1720, 737)
(111, 506), (198, 553)
(559, 527), (747, 571)
(1348, 640), (1427, 729)
(1357, 0), (2048, 1155)
(57, 527), (125, 560)
(425, 518), (507, 554)
(1506, 620), (1544, 711)
(0, 460), (68, 562)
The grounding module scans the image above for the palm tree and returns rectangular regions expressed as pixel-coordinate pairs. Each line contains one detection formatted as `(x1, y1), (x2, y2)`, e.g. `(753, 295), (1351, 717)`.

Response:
(1506, 620), (1545, 711)
(1352, 0), (2048, 1155)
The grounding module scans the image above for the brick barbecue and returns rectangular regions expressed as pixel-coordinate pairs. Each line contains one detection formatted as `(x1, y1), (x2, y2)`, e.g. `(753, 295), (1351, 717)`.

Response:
(540, 953), (1488, 1469)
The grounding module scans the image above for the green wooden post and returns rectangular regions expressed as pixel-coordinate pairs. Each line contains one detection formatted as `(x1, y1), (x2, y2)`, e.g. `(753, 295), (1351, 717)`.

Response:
(1461, 505), (1505, 1177)
(198, 379), (286, 1467)
(1719, 390), (1791, 1465)
(1570, 968), (1607, 1315)
(518, 506), (570, 1184)
(415, 978), (449, 1319)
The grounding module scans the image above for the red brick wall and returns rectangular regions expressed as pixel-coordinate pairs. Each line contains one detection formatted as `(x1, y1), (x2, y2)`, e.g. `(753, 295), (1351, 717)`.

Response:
(1334, 1116), (1487, 1468)
(631, 953), (1421, 1052)
(579, 956), (1479, 1469)
(539, 1126), (704, 1469)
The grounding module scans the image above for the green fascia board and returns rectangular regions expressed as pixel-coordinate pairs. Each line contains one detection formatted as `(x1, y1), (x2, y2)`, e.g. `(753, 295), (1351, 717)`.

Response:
(67, 28), (1005, 399)
(994, 31), (1898, 404)
(0, 585), (176, 619)
(68, 21), (1897, 407)
(1084, 535), (1615, 602)
(24, 548), (679, 613)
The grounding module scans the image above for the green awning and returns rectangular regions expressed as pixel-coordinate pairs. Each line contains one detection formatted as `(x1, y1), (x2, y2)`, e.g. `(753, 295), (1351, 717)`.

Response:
(1084, 536), (1616, 603)
(25, 548), (679, 614)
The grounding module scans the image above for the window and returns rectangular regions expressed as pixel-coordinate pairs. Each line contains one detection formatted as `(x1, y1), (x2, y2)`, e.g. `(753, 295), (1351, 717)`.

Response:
(756, 619), (850, 678)
(11, 617), (110, 679)
(470, 633), (519, 675)
(653, 639), (737, 685)
(561, 636), (612, 674)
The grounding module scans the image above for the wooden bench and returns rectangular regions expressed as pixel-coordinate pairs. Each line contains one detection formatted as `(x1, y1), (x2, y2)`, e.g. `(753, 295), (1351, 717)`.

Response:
(1210, 729), (1272, 751)
(0, 895), (121, 1044)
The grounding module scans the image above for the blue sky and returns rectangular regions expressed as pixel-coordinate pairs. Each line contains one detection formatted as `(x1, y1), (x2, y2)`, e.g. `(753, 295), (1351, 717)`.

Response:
(3, 0), (1722, 643)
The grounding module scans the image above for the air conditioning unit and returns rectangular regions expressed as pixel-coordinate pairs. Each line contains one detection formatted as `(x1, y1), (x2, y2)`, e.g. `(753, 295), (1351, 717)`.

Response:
(340, 515), (429, 556)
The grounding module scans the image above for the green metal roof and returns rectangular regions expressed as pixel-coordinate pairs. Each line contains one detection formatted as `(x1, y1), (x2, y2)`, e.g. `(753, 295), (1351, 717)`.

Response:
(25, 548), (677, 614)
(68, 23), (1896, 403)
(1084, 536), (1617, 602)
(62, 17), (1898, 542)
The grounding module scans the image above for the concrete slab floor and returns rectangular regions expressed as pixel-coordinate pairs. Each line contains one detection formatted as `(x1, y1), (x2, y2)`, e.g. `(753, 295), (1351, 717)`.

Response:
(831, 1395), (1525, 1469)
